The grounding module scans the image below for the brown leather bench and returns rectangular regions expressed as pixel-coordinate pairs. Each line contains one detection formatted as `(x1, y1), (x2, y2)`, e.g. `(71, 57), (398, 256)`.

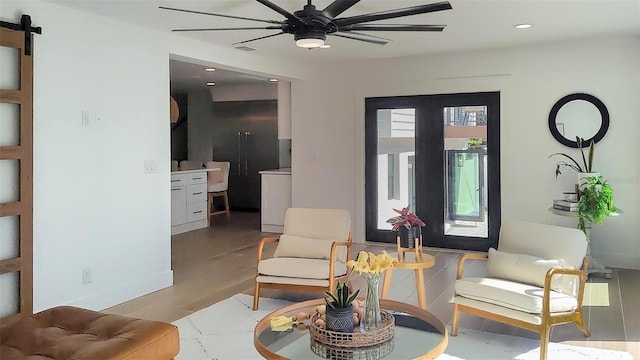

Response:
(0, 306), (179, 359)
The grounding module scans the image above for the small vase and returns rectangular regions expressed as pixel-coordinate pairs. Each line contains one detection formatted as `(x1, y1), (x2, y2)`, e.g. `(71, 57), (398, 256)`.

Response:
(362, 273), (382, 330)
(325, 305), (354, 333)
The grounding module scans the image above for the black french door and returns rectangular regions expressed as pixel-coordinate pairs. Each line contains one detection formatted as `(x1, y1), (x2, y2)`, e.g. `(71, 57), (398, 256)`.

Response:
(365, 92), (501, 252)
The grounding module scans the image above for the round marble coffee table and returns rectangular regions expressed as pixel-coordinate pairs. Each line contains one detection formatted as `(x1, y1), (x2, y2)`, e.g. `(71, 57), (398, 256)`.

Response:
(254, 298), (448, 359)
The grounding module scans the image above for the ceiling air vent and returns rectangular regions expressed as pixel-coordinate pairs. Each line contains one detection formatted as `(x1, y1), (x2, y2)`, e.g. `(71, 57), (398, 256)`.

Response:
(235, 46), (256, 52)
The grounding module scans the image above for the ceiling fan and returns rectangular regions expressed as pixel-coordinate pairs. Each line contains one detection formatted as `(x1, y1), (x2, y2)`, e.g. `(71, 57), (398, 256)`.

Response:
(160, 0), (452, 48)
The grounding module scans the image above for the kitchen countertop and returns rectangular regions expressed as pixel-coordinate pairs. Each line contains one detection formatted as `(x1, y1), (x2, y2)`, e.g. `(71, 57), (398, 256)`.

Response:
(171, 168), (218, 175)
(259, 168), (292, 175)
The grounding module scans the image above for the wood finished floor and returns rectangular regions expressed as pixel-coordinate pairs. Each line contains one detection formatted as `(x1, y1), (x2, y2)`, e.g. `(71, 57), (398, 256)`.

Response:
(106, 211), (639, 358)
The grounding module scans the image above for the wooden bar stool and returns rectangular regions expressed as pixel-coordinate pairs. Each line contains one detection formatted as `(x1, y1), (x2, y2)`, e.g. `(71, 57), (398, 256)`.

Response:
(206, 161), (230, 224)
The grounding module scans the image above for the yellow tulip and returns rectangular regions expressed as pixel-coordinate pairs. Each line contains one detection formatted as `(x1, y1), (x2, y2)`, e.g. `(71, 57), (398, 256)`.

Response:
(368, 252), (377, 266)
(370, 263), (382, 274)
(377, 257), (393, 270)
(353, 262), (367, 273)
(270, 315), (293, 330)
(346, 260), (355, 269)
(356, 251), (368, 263)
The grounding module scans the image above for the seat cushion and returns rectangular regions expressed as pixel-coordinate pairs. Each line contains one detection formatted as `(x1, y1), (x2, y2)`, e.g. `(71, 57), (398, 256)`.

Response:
(455, 277), (578, 314)
(486, 248), (564, 291)
(0, 306), (179, 360)
(274, 234), (346, 260)
(258, 257), (347, 280)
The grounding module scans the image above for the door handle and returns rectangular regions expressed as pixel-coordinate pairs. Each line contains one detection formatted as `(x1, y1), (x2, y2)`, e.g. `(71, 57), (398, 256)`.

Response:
(244, 132), (251, 176)
(237, 132), (242, 176)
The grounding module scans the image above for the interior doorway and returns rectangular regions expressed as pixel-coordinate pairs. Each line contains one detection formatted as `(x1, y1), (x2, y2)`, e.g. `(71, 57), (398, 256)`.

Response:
(169, 58), (290, 213)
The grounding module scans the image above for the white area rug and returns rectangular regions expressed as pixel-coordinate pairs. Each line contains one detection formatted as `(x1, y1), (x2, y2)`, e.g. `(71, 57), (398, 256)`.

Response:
(173, 294), (633, 360)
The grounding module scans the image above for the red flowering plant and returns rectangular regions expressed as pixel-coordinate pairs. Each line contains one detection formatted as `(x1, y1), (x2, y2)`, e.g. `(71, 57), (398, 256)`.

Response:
(386, 206), (426, 231)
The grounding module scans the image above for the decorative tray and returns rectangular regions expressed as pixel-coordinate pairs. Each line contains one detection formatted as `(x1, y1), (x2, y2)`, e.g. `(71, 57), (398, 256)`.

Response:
(308, 310), (395, 348)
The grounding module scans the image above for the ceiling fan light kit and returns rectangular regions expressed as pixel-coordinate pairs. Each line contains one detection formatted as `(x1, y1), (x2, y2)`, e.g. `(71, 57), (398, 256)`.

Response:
(295, 31), (326, 48)
(161, 0), (451, 49)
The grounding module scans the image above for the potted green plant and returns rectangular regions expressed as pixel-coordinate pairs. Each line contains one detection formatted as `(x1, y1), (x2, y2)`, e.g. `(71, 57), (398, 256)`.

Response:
(324, 281), (359, 333)
(386, 206), (426, 248)
(549, 137), (596, 178)
(577, 175), (617, 238)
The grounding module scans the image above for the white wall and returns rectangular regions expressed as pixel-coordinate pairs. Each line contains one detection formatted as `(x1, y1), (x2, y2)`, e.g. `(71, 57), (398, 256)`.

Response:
(292, 36), (640, 269)
(1, 1), (174, 311)
(209, 83), (277, 102)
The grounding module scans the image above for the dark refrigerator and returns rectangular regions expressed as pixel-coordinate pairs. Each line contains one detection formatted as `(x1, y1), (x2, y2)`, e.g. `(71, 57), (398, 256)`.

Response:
(210, 100), (279, 211)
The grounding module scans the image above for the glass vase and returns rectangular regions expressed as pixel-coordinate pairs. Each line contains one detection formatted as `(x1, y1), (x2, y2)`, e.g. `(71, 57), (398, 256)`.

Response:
(362, 273), (382, 331)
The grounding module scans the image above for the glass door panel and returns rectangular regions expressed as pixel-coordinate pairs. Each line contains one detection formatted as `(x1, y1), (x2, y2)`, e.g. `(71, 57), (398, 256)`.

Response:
(376, 108), (416, 230)
(443, 106), (487, 238)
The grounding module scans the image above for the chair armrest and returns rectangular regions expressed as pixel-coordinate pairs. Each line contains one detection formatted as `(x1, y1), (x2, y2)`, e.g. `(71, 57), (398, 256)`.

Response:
(542, 264), (588, 314)
(456, 253), (488, 279)
(256, 237), (279, 263)
(328, 235), (353, 289)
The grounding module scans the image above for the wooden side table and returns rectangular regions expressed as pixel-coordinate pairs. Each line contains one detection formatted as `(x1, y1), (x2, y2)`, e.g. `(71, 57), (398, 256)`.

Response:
(381, 251), (436, 309)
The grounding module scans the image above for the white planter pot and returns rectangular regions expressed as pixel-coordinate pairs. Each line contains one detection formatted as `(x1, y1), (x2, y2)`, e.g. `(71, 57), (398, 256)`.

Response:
(578, 172), (600, 191)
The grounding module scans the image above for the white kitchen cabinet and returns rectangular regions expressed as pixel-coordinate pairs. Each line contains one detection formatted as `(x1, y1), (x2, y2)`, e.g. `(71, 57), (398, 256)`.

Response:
(171, 170), (210, 235)
(259, 168), (291, 233)
(171, 184), (186, 226)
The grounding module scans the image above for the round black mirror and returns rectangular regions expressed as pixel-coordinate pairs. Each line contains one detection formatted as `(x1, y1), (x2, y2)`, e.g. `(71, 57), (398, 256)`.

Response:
(548, 93), (609, 148)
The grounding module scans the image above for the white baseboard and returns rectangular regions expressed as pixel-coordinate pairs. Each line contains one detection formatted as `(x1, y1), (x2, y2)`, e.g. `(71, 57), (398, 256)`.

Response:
(592, 252), (640, 270)
(65, 270), (174, 312)
(172, 220), (208, 235)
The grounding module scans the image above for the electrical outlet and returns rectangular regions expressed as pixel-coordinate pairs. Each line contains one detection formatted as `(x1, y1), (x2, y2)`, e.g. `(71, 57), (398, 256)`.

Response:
(82, 268), (92, 284)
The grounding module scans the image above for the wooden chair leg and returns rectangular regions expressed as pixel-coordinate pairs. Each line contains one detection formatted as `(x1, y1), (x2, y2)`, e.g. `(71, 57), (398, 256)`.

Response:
(539, 325), (551, 360)
(577, 313), (590, 337)
(223, 190), (230, 220)
(451, 303), (460, 336)
(253, 282), (260, 310)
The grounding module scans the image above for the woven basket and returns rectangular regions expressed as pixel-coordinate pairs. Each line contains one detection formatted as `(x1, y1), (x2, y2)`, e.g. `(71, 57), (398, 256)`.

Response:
(309, 310), (394, 348)
(310, 339), (394, 360)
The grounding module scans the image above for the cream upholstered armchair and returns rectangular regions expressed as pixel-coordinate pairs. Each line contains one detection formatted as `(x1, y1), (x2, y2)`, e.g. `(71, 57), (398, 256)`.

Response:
(451, 220), (589, 360)
(253, 208), (352, 310)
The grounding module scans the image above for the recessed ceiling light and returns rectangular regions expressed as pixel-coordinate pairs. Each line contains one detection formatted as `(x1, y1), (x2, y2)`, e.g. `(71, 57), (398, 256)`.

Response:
(206, 82), (216, 86)
(204, 68), (216, 72)
(269, 78), (279, 82)
(319, 44), (331, 49)
(514, 23), (533, 29)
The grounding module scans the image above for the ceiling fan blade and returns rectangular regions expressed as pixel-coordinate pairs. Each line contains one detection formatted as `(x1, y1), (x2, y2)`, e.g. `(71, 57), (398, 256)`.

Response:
(159, 6), (282, 25)
(341, 31), (390, 41)
(331, 32), (389, 45)
(172, 26), (283, 32)
(232, 32), (286, 45)
(334, 1), (452, 27)
(323, 0), (361, 18)
(345, 24), (446, 32)
(255, 0), (305, 25)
